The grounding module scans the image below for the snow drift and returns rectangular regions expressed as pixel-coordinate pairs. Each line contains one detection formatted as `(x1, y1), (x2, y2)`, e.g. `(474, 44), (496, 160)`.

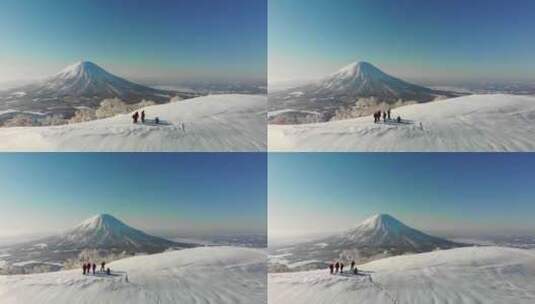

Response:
(0, 246), (267, 304)
(0, 94), (266, 151)
(269, 94), (535, 152)
(269, 246), (535, 304)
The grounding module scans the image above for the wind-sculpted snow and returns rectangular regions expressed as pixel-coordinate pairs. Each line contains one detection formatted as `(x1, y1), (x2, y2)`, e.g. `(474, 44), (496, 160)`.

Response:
(269, 94), (535, 151)
(0, 246), (267, 304)
(269, 246), (535, 304)
(0, 94), (267, 151)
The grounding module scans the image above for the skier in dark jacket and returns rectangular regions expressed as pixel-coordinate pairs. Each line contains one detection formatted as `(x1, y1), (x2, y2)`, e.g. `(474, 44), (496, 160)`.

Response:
(335, 262), (340, 273)
(141, 111), (145, 123)
(397, 116), (401, 123)
(350, 260), (355, 271)
(101, 261), (106, 272)
(329, 263), (334, 274)
(82, 263), (86, 275)
(106, 268), (111, 275)
(382, 111), (386, 122)
(353, 266), (358, 275)
(387, 109), (391, 120)
(92, 263), (96, 275)
(132, 112), (139, 123)
(340, 262), (344, 273)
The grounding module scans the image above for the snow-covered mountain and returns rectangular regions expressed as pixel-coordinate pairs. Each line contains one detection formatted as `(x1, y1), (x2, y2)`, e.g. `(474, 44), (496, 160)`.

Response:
(334, 214), (460, 252)
(269, 246), (535, 304)
(45, 214), (187, 253)
(39, 61), (170, 100)
(269, 214), (464, 271)
(316, 61), (446, 101)
(0, 246), (267, 304)
(0, 94), (267, 152)
(269, 61), (459, 121)
(0, 61), (197, 123)
(3, 214), (197, 273)
(269, 94), (535, 152)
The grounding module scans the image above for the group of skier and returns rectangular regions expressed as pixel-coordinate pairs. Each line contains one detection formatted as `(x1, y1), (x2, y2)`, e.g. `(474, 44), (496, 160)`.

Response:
(373, 109), (402, 124)
(328, 260), (358, 275)
(132, 111), (186, 131)
(132, 110), (151, 124)
(82, 261), (110, 276)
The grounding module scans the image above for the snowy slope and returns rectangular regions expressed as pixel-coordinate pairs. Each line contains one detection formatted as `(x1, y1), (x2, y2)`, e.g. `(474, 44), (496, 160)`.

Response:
(0, 246), (267, 304)
(0, 94), (266, 151)
(269, 246), (535, 304)
(269, 94), (535, 151)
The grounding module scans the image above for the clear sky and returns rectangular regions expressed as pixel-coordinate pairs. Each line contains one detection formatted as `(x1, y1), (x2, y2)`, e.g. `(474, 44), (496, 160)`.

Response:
(269, 153), (535, 238)
(0, 153), (267, 237)
(0, 0), (266, 84)
(269, 0), (535, 84)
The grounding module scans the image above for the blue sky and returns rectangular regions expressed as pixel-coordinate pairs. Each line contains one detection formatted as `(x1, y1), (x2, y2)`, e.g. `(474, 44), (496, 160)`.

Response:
(269, 0), (535, 83)
(0, 153), (267, 236)
(0, 0), (266, 83)
(269, 153), (535, 237)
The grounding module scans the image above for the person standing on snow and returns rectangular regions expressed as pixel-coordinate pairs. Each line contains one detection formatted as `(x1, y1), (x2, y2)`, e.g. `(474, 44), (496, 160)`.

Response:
(82, 263), (86, 275)
(387, 109), (391, 120)
(350, 260), (355, 271)
(132, 112), (139, 123)
(329, 263), (334, 274)
(340, 262), (344, 274)
(335, 262), (340, 273)
(101, 261), (106, 272)
(92, 263), (96, 275)
(141, 111), (146, 123)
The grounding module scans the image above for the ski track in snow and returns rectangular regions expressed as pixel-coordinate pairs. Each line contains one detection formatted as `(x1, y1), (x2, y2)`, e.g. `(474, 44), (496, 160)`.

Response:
(0, 246), (267, 304)
(0, 94), (266, 152)
(269, 94), (535, 152)
(268, 246), (535, 304)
